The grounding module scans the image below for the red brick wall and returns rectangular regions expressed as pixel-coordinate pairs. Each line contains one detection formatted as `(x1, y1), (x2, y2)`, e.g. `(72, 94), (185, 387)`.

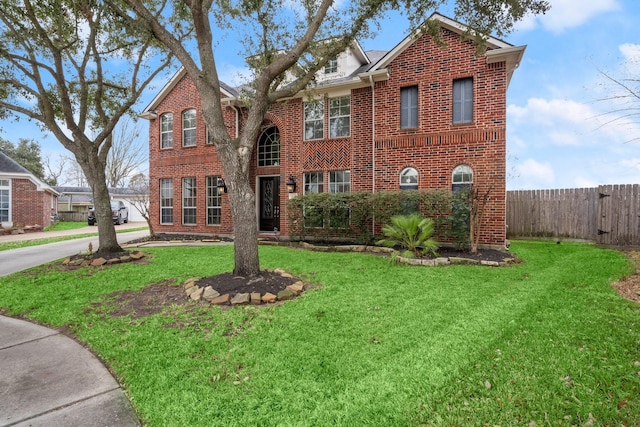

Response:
(10, 179), (55, 227)
(147, 27), (509, 247)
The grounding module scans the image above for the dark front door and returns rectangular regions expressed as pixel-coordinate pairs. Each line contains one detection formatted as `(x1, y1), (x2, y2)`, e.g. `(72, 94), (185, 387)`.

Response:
(259, 176), (280, 232)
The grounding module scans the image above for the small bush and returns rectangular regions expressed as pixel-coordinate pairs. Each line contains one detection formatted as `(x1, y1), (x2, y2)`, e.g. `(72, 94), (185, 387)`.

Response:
(376, 214), (439, 258)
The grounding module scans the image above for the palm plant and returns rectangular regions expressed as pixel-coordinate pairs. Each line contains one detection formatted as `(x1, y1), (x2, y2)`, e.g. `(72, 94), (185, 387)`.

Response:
(377, 214), (439, 258)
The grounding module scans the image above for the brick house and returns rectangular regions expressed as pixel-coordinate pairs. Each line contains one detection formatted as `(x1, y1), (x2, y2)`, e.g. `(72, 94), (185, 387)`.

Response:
(141, 13), (525, 249)
(0, 152), (58, 229)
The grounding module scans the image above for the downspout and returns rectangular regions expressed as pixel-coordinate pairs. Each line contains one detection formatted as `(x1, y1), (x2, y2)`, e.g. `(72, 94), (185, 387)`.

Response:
(226, 101), (239, 138)
(369, 75), (376, 237)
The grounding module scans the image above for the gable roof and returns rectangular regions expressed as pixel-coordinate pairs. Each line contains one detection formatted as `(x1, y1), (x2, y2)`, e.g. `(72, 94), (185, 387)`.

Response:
(0, 152), (59, 195)
(368, 13), (525, 85)
(141, 12), (525, 115)
(0, 151), (32, 175)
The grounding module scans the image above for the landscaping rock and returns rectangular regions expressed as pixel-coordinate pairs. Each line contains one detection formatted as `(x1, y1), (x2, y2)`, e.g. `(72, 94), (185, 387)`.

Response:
(91, 257), (107, 267)
(211, 294), (231, 305)
(202, 286), (220, 301)
(130, 252), (145, 260)
(250, 292), (262, 305)
(190, 287), (204, 301)
(261, 292), (277, 303)
(277, 289), (296, 301)
(231, 293), (250, 305)
(185, 285), (199, 296)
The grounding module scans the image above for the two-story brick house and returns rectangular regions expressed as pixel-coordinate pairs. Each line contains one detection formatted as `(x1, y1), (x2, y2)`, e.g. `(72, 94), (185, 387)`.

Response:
(141, 13), (525, 249)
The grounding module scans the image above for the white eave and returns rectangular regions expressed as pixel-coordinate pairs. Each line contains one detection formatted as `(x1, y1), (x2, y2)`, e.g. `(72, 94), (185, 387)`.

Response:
(0, 172), (59, 195)
(486, 45), (526, 87)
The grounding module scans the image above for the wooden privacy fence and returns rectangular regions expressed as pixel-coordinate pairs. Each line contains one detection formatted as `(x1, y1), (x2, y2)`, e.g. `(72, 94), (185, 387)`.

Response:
(506, 184), (640, 247)
(57, 211), (88, 222)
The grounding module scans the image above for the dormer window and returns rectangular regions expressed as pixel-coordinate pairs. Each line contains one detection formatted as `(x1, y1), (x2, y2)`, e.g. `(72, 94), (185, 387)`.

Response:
(324, 57), (337, 74)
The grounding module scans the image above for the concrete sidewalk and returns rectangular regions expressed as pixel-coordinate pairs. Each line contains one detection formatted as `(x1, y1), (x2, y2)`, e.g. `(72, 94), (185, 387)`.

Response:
(0, 221), (147, 243)
(0, 315), (140, 427)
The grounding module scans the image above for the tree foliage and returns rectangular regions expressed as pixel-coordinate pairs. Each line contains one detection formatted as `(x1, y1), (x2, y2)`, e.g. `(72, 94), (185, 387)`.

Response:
(109, 0), (549, 273)
(0, 137), (47, 182)
(0, 0), (175, 253)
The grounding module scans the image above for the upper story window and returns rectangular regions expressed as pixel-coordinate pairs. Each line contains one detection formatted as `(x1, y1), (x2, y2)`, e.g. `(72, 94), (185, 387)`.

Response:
(329, 96), (350, 138)
(324, 57), (338, 74)
(400, 167), (418, 190)
(304, 171), (324, 194)
(160, 113), (173, 149)
(182, 109), (196, 147)
(205, 125), (213, 145)
(258, 126), (280, 167)
(452, 164), (473, 192)
(400, 86), (418, 129)
(0, 179), (10, 223)
(304, 101), (324, 140)
(453, 78), (473, 124)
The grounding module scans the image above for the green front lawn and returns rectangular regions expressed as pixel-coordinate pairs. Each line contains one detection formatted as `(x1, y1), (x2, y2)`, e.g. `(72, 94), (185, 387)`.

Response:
(1, 241), (638, 426)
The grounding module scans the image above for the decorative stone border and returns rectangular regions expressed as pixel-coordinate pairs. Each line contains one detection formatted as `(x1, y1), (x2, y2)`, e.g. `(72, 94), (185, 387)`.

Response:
(184, 269), (306, 306)
(62, 251), (147, 267)
(266, 241), (515, 267)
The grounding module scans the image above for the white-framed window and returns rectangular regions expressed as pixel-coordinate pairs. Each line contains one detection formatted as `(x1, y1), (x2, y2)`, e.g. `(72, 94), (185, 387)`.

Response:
(182, 109), (197, 147)
(452, 164), (473, 192)
(206, 176), (222, 225)
(400, 86), (418, 129)
(304, 101), (324, 140)
(0, 179), (10, 223)
(258, 126), (280, 167)
(329, 96), (350, 138)
(324, 57), (337, 74)
(304, 171), (324, 194)
(182, 177), (197, 225)
(400, 167), (418, 190)
(328, 170), (350, 228)
(205, 125), (213, 145)
(329, 170), (350, 193)
(160, 113), (173, 149)
(453, 78), (473, 124)
(159, 178), (173, 224)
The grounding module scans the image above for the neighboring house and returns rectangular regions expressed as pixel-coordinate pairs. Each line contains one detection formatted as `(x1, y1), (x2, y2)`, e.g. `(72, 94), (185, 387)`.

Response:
(53, 186), (149, 223)
(0, 152), (59, 228)
(141, 13), (525, 249)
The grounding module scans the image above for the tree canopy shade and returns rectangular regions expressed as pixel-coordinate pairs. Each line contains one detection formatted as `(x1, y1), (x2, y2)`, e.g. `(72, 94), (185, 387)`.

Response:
(111, 0), (549, 275)
(0, 0), (175, 253)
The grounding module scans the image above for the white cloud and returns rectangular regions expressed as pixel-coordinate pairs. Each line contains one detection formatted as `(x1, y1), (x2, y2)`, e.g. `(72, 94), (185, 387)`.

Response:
(517, 158), (555, 184)
(619, 43), (640, 61)
(517, 0), (620, 33)
(218, 62), (252, 87)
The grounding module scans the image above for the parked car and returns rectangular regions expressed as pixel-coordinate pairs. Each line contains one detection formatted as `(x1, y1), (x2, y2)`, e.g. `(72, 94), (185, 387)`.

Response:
(87, 200), (129, 225)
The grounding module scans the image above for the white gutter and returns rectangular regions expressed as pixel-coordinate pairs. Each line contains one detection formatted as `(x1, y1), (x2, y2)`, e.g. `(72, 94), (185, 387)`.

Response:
(369, 75), (377, 236)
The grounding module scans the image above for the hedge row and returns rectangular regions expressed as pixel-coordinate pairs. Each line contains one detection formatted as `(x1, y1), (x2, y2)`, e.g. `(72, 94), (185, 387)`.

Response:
(286, 189), (470, 248)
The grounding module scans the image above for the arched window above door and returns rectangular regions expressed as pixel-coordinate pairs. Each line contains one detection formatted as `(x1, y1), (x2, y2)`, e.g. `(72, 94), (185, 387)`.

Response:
(400, 167), (418, 190)
(258, 126), (280, 167)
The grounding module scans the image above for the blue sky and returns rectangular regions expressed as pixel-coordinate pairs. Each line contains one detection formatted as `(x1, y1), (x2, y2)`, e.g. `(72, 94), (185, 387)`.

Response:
(2, 0), (639, 190)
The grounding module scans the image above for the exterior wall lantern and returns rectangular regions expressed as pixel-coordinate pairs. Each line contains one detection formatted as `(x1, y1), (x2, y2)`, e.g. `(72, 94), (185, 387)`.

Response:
(285, 175), (297, 193)
(217, 177), (228, 194)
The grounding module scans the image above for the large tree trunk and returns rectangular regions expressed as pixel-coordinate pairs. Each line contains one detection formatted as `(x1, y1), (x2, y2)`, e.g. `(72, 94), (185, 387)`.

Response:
(218, 143), (260, 277)
(83, 160), (123, 254)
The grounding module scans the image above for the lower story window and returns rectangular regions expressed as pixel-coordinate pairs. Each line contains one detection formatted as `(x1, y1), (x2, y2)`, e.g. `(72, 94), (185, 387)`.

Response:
(206, 176), (222, 225)
(329, 170), (350, 228)
(182, 177), (197, 225)
(160, 178), (173, 224)
(0, 180), (9, 223)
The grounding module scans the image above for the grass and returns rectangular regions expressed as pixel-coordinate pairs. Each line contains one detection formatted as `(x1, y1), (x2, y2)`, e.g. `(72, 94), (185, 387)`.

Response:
(0, 241), (639, 426)
(0, 226), (149, 251)
(44, 221), (89, 232)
